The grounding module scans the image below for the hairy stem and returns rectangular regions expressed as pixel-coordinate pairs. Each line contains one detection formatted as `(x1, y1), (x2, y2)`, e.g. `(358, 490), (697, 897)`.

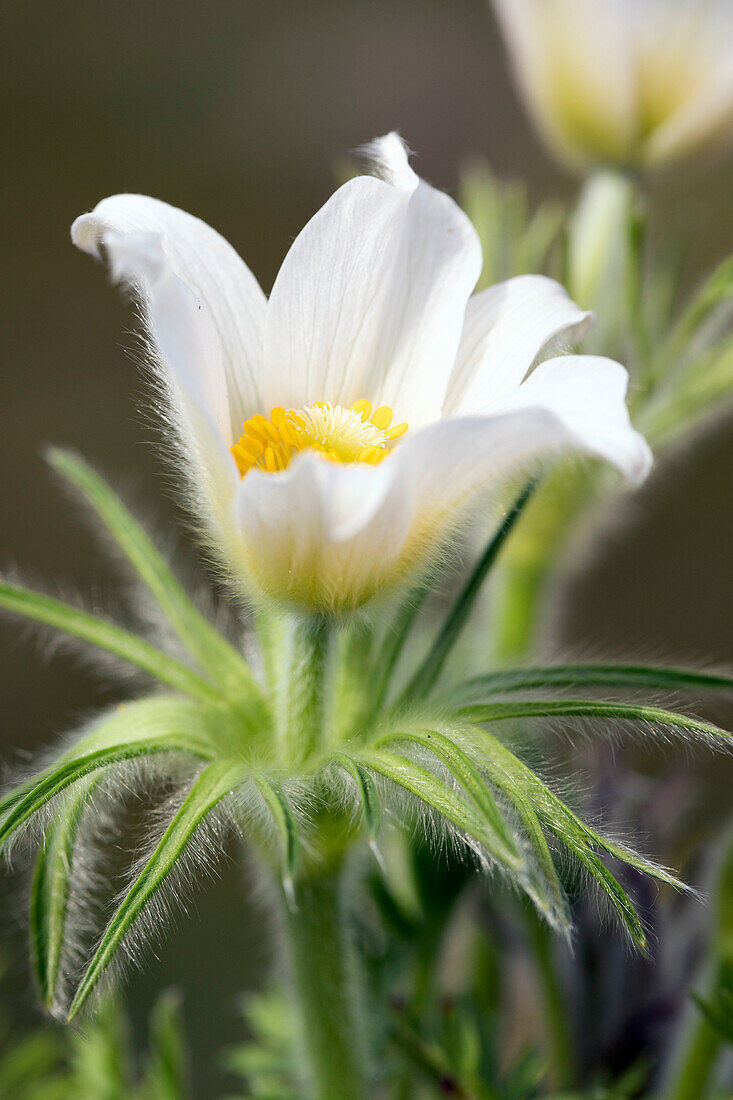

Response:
(276, 613), (331, 764)
(285, 867), (367, 1100)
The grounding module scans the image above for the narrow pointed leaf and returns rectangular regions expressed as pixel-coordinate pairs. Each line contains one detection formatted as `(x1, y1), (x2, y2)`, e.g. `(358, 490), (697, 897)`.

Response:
(47, 449), (264, 709)
(376, 730), (518, 857)
(357, 749), (525, 874)
(469, 725), (686, 894)
(462, 727), (687, 946)
(401, 480), (536, 703)
(455, 664), (733, 700)
(0, 580), (219, 704)
(546, 825), (647, 949)
(30, 778), (96, 1006)
(460, 698), (730, 743)
(1, 696), (216, 847)
(140, 991), (189, 1100)
(376, 729), (568, 928)
(472, 751), (567, 924)
(68, 761), (244, 1018)
(329, 751), (381, 842)
(1, 738), (210, 851)
(530, 774), (687, 895)
(253, 775), (300, 889)
(369, 582), (431, 713)
(657, 254), (733, 368)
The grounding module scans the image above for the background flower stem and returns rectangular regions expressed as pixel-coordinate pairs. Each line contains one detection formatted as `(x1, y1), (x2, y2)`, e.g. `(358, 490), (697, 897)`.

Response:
(491, 465), (598, 663)
(667, 1012), (721, 1100)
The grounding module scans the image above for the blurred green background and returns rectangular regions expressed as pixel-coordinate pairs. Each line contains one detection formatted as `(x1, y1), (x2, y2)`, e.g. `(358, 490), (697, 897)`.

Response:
(2, 1), (733, 1094)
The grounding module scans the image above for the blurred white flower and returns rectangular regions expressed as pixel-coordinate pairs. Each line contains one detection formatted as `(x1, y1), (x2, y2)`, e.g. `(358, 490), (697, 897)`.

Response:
(72, 134), (650, 611)
(493, 0), (733, 171)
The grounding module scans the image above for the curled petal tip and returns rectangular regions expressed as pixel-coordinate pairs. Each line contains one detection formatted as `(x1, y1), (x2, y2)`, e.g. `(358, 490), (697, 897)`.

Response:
(357, 131), (418, 191)
(70, 212), (103, 257)
(630, 437), (654, 486)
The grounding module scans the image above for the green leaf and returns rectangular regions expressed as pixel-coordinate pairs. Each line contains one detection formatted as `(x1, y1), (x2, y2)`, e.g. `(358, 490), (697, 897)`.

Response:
(656, 254), (733, 370)
(68, 997), (131, 1095)
(455, 664), (733, 699)
(376, 728), (569, 929)
(459, 698), (730, 744)
(139, 991), (189, 1100)
(0, 1030), (67, 1094)
(368, 582), (431, 713)
(47, 449), (264, 711)
(329, 751), (381, 842)
(461, 726), (689, 947)
(68, 761), (244, 1019)
(376, 730), (518, 860)
(357, 749), (525, 876)
(401, 480), (537, 703)
(692, 976), (733, 1045)
(641, 333), (733, 444)
(253, 775), (300, 898)
(0, 579), (220, 705)
(468, 725), (686, 891)
(30, 777), (97, 1007)
(0, 696), (216, 849)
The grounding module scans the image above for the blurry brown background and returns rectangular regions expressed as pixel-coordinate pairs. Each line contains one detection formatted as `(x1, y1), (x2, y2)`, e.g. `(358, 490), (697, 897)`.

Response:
(2, 1), (733, 1093)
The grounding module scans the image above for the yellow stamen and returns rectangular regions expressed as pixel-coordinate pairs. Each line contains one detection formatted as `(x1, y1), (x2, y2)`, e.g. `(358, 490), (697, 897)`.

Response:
(231, 397), (409, 478)
(237, 436), (265, 460)
(358, 446), (384, 464)
(351, 399), (372, 421)
(370, 406), (393, 430)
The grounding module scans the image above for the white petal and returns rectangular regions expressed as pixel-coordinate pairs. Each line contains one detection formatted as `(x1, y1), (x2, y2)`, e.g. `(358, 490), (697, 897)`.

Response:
(87, 232), (237, 553)
(396, 356), (650, 528)
(232, 453), (413, 610)
(262, 134), (482, 427)
(492, 0), (635, 167)
(102, 231), (231, 438)
(357, 131), (419, 189)
(445, 276), (592, 414)
(645, 61), (733, 166)
(493, 355), (652, 482)
(72, 194), (266, 437)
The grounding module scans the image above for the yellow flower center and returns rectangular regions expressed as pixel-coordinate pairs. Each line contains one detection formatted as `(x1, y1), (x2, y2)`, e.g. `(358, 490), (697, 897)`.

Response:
(231, 399), (408, 477)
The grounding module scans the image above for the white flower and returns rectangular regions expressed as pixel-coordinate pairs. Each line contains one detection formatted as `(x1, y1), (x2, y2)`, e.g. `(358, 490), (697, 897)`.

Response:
(493, 0), (733, 171)
(72, 134), (650, 611)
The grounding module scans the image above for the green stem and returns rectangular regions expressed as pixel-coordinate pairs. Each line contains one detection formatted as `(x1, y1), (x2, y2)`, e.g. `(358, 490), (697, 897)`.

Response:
(492, 466), (598, 663)
(525, 907), (575, 1090)
(666, 1009), (721, 1100)
(666, 834), (733, 1100)
(277, 613), (331, 765)
(285, 867), (367, 1100)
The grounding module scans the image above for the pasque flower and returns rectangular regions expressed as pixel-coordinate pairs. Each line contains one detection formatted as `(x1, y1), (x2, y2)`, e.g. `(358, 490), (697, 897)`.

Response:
(72, 134), (649, 610)
(5, 136), (733, 1100)
(493, 0), (733, 171)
